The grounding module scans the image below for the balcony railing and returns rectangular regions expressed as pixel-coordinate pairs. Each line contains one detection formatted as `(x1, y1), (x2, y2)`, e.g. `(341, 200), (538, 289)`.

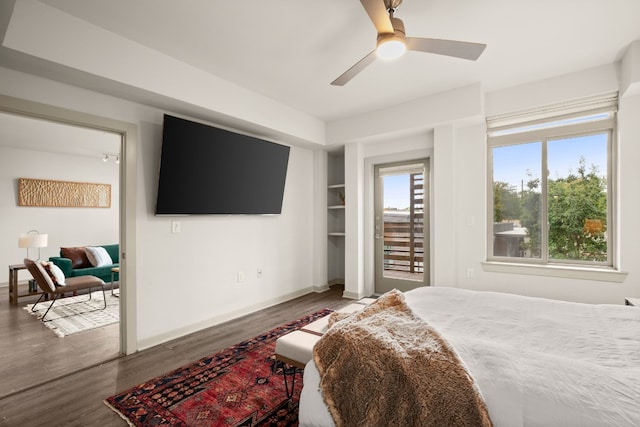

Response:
(383, 220), (424, 273)
(383, 172), (424, 275)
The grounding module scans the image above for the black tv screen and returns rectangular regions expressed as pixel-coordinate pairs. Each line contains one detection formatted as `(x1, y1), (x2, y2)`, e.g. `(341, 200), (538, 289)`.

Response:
(155, 114), (290, 215)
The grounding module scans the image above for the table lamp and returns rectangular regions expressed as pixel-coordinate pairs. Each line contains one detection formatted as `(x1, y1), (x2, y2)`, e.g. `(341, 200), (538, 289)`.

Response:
(18, 230), (48, 260)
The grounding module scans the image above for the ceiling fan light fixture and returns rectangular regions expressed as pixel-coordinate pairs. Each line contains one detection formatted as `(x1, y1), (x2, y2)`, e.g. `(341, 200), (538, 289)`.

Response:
(331, 0), (485, 86)
(376, 36), (406, 60)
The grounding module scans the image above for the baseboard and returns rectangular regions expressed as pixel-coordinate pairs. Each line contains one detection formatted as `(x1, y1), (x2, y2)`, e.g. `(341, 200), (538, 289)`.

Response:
(312, 284), (331, 293)
(342, 290), (362, 300)
(137, 286), (315, 351)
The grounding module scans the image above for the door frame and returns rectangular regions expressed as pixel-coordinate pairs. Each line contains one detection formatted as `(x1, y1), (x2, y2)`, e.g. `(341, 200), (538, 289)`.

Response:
(0, 94), (138, 354)
(363, 149), (434, 298)
(373, 159), (430, 293)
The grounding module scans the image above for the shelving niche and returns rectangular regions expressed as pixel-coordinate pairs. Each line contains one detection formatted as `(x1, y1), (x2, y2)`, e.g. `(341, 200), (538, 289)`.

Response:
(327, 151), (345, 285)
(328, 184), (345, 236)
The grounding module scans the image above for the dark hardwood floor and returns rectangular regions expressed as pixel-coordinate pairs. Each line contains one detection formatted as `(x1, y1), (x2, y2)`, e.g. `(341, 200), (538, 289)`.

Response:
(0, 284), (350, 426)
(0, 283), (119, 399)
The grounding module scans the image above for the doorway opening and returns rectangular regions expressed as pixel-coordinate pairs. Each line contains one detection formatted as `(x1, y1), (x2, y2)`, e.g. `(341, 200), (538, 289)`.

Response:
(374, 159), (430, 293)
(0, 94), (136, 398)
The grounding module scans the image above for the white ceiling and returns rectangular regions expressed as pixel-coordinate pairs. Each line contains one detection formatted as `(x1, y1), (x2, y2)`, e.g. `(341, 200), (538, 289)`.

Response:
(0, 112), (121, 159)
(30, 0), (640, 122)
(1, 0), (639, 156)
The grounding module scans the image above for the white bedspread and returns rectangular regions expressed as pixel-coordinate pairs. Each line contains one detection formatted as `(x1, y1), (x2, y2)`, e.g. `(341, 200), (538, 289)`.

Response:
(300, 287), (640, 427)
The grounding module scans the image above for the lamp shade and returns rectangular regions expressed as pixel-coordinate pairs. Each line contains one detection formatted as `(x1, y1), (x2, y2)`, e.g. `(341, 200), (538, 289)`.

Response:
(376, 39), (406, 60)
(18, 231), (48, 248)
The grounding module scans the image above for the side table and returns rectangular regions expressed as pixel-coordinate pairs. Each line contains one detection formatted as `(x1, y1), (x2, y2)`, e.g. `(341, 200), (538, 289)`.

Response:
(8, 263), (46, 305)
(110, 267), (120, 296)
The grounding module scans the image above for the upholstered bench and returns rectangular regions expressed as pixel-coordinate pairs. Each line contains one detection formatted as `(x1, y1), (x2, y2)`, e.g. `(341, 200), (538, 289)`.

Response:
(275, 299), (375, 397)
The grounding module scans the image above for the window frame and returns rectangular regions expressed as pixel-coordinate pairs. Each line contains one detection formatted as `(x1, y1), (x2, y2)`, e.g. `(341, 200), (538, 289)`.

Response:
(486, 107), (617, 270)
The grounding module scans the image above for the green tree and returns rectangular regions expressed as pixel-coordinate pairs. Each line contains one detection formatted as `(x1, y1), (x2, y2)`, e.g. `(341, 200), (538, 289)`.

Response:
(494, 159), (607, 262)
(493, 181), (506, 222)
(547, 157), (607, 261)
(493, 181), (521, 222)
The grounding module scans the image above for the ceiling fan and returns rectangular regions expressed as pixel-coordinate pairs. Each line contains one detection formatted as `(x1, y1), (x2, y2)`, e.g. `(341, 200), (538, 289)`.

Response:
(331, 0), (486, 86)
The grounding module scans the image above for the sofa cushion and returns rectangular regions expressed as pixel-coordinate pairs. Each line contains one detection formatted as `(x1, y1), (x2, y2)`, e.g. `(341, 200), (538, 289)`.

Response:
(69, 265), (118, 282)
(85, 246), (113, 267)
(60, 246), (91, 269)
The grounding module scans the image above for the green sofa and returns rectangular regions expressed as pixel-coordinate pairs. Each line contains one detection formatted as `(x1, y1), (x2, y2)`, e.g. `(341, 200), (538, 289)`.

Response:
(49, 244), (119, 283)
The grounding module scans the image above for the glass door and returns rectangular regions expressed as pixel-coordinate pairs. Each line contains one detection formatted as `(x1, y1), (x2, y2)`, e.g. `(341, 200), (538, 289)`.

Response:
(374, 159), (429, 294)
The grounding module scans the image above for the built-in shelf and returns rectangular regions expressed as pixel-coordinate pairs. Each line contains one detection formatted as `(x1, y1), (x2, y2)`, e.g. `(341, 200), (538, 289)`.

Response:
(328, 182), (345, 236)
(328, 153), (345, 286)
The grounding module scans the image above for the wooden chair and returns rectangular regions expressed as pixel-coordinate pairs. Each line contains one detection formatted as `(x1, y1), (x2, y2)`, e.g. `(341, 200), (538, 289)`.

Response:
(23, 258), (106, 321)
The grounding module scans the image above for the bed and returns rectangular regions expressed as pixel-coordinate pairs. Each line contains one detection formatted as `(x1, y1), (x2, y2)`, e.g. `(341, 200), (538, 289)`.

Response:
(299, 286), (640, 427)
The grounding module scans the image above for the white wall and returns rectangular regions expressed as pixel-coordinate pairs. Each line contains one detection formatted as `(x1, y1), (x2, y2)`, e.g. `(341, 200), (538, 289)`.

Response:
(342, 62), (640, 304)
(0, 67), (318, 349)
(312, 150), (329, 291)
(135, 128), (317, 346)
(0, 145), (119, 284)
(462, 65), (639, 303)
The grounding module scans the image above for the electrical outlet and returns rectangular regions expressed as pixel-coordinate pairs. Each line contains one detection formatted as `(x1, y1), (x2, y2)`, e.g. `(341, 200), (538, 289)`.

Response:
(257, 268), (262, 278)
(237, 271), (245, 283)
(171, 221), (181, 233)
(466, 268), (474, 278)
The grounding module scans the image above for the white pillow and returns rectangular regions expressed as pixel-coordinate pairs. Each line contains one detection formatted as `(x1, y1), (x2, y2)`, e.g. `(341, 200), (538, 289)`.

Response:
(85, 246), (113, 267)
(49, 263), (66, 286)
(41, 261), (66, 286)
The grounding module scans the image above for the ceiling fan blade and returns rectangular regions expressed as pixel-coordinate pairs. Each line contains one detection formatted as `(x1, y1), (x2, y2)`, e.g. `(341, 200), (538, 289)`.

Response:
(360, 0), (394, 34)
(406, 37), (486, 60)
(331, 50), (377, 86)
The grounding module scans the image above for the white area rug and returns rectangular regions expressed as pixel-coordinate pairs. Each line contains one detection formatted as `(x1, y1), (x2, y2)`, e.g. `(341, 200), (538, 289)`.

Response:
(25, 289), (119, 337)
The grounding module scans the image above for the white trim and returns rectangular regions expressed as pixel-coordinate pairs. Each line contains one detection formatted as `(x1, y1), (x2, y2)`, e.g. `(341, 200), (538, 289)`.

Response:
(377, 162), (425, 177)
(487, 92), (618, 129)
(342, 290), (363, 300)
(137, 287), (315, 350)
(489, 117), (615, 146)
(482, 261), (627, 283)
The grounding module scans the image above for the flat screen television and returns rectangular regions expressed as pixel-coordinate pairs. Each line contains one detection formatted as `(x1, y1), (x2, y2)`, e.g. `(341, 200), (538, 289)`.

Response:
(155, 114), (290, 215)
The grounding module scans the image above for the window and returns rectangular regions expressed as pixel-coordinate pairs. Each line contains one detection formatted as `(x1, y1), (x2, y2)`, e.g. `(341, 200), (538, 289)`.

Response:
(487, 94), (617, 268)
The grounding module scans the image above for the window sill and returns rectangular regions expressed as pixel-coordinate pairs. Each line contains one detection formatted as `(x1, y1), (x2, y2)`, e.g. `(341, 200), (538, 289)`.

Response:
(481, 261), (627, 283)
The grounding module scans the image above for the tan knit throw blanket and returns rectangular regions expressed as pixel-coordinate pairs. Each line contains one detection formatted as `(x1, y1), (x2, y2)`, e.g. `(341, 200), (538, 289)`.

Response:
(313, 290), (493, 427)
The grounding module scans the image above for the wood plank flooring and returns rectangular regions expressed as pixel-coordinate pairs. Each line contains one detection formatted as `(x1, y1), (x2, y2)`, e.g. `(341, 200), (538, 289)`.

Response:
(0, 283), (119, 399)
(0, 284), (350, 426)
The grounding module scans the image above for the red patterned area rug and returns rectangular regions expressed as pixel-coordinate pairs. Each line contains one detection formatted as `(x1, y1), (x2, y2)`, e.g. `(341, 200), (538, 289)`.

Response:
(105, 309), (331, 427)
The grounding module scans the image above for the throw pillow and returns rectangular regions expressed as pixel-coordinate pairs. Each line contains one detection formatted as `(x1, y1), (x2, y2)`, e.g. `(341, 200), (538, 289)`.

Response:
(61, 246), (92, 269)
(41, 261), (66, 286)
(85, 246), (113, 267)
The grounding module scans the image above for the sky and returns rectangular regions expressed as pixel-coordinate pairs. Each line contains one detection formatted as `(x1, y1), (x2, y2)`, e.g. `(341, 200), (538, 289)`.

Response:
(384, 174), (412, 210)
(493, 132), (607, 191)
